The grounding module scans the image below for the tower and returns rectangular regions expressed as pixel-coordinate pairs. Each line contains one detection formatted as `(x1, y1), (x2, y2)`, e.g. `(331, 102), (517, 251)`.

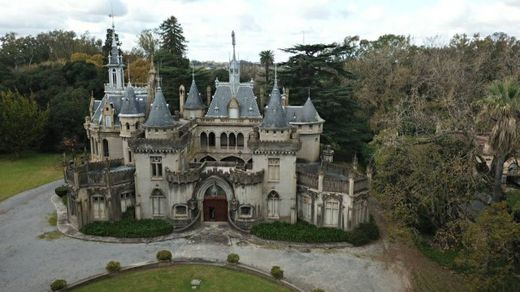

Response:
(229, 31), (240, 91)
(106, 24), (125, 89)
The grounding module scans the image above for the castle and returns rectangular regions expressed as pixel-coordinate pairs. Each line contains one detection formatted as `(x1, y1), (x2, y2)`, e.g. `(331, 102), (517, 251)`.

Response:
(64, 27), (370, 232)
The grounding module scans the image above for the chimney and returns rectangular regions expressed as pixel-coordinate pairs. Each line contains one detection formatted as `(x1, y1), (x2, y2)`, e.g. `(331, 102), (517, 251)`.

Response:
(206, 85), (212, 106)
(283, 87), (290, 106)
(322, 145), (334, 163)
(179, 84), (185, 117)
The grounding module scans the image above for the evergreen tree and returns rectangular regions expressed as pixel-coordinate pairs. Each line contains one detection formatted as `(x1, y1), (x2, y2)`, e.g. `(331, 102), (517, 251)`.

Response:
(159, 16), (187, 57)
(280, 43), (368, 160)
(102, 28), (120, 64)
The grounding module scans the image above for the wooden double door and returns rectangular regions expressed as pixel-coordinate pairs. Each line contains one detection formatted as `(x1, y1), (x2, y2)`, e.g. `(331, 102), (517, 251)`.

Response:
(203, 196), (228, 221)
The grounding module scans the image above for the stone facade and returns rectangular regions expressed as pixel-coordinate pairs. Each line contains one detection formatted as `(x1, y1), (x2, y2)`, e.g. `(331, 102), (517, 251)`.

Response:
(64, 28), (370, 232)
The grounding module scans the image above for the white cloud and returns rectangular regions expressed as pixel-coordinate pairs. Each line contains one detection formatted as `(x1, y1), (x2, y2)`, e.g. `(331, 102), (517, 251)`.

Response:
(1, 0), (520, 62)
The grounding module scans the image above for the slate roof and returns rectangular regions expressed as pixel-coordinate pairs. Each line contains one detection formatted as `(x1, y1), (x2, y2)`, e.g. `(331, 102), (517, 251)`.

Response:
(184, 79), (206, 110)
(119, 85), (143, 116)
(91, 88), (148, 126)
(143, 87), (176, 128)
(205, 83), (261, 118)
(285, 97), (324, 124)
(260, 83), (289, 129)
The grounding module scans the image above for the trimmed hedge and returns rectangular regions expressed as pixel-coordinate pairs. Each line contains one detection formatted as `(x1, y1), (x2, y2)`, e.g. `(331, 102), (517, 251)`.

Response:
(271, 266), (284, 279)
(227, 253), (240, 264)
(50, 279), (67, 291)
(80, 219), (173, 238)
(251, 217), (379, 246)
(156, 250), (172, 261)
(105, 260), (121, 273)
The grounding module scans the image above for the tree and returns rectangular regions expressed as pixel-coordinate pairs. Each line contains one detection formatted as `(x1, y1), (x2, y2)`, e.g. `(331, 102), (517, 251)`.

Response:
(137, 29), (160, 59)
(159, 16), (187, 57)
(259, 50), (274, 85)
(102, 28), (120, 63)
(477, 78), (520, 201)
(0, 90), (49, 155)
(458, 202), (520, 291)
(279, 42), (368, 159)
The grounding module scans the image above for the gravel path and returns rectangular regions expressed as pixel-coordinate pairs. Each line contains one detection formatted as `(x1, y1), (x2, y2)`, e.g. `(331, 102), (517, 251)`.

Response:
(0, 181), (408, 292)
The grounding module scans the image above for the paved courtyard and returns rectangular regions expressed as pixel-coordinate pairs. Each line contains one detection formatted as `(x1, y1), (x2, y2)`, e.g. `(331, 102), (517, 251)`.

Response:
(0, 181), (408, 292)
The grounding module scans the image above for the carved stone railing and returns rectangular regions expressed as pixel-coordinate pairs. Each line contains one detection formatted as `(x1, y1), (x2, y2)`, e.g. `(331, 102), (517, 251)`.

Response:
(229, 169), (264, 185)
(129, 133), (191, 153)
(322, 177), (349, 193)
(297, 171), (319, 189)
(166, 163), (205, 184)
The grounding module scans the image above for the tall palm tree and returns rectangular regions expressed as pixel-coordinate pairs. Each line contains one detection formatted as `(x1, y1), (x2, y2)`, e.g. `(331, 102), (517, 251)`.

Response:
(259, 50), (274, 85)
(477, 78), (520, 201)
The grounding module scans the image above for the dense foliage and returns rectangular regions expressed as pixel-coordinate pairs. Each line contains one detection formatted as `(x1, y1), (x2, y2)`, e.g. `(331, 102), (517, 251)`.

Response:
(270, 266), (284, 280)
(227, 253), (240, 264)
(50, 279), (67, 291)
(80, 219), (173, 238)
(105, 261), (121, 273)
(251, 218), (379, 246)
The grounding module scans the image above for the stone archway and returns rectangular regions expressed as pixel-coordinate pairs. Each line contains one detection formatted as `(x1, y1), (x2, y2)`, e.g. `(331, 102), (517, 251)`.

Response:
(195, 176), (234, 222)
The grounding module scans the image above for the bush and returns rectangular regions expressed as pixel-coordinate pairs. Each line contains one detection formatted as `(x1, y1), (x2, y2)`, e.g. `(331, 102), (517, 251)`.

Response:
(105, 260), (121, 273)
(271, 266), (284, 280)
(122, 206), (135, 221)
(312, 289), (325, 292)
(50, 279), (67, 291)
(156, 250), (172, 261)
(227, 253), (240, 264)
(251, 219), (379, 246)
(54, 185), (68, 197)
(80, 219), (173, 238)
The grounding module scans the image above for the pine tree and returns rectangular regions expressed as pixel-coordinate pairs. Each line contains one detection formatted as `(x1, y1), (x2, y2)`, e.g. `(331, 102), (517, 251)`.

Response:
(159, 16), (187, 57)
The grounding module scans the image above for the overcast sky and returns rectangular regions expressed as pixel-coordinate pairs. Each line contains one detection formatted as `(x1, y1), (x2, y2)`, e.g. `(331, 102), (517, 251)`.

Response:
(1, 0), (520, 62)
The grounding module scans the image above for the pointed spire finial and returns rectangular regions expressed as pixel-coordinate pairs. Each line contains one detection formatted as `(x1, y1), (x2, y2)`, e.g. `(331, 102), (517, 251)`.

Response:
(231, 30), (236, 60)
(274, 63), (278, 87)
(308, 88), (311, 99)
(192, 65), (195, 81)
(127, 60), (131, 84)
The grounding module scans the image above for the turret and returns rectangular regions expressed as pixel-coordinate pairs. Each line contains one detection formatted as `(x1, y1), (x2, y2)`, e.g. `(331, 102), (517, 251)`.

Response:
(183, 72), (206, 119)
(144, 87), (176, 139)
(259, 65), (290, 141)
(119, 85), (145, 164)
(229, 31), (240, 91)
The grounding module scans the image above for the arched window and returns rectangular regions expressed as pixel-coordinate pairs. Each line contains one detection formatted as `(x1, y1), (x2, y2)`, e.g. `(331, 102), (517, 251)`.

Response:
(208, 132), (216, 147)
(92, 194), (106, 220)
(267, 191), (280, 218)
(200, 132), (208, 147)
(200, 155), (216, 162)
(324, 199), (340, 227)
(151, 189), (166, 216)
(302, 194), (312, 221)
(229, 133), (236, 147)
(125, 123), (130, 130)
(135, 122), (139, 130)
(102, 139), (109, 157)
(220, 133), (228, 147)
(237, 133), (244, 147)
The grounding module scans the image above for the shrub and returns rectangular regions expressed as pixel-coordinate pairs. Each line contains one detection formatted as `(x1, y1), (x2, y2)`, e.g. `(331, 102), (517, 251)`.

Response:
(271, 266), (284, 279)
(80, 219), (173, 238)
(156, 250), (172, 261)
(50, 279), (67, 291)
(122, 206), (135, 221)
(54, 185), (68, 197)
(105, 260), (121, 273)
(227, 253), (240, 264)
(312, 289), (325, 292)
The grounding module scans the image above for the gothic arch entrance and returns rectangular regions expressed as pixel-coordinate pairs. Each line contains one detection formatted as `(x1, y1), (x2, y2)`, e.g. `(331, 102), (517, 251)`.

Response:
(195, 176), (234, 222)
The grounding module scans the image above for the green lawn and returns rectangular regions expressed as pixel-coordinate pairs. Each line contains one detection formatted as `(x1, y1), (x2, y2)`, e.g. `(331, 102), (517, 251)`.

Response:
(74, 264), (291, 292)
(0, 152), (63, 202)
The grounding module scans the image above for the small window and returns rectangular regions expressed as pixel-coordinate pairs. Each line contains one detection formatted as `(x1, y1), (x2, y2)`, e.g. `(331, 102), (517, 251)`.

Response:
(174, 205), (188, 218)
(92, 195), (106, 220)
(239, 205), (253, 218)
(126, 123), (130, 130)
(151, 156), (163, 178)
(128, 150), (132, 163)
(268, 158), (280, 182)
(155, 128), (158, 133)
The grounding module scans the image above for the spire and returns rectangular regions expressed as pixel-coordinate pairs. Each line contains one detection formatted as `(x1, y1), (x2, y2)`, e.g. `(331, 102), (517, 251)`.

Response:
(144, 87), (176, 128)
(120, 85), (142, 116)
(232, 30), (236, 60)
(274, 63), (278, 88)
(261, 63), (289, 129)
(184, 72), (206, 110)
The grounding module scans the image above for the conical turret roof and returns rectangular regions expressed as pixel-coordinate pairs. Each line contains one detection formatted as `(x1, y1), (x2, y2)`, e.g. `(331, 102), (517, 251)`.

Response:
(144, 87), (176, 128)
(301, 96), (320, 122)
(184, 77), (206, 110)
(120, 85), (143, 116)
(260, 72), (289, 129)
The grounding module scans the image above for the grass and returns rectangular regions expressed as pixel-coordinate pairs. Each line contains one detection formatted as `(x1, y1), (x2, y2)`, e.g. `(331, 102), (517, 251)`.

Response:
(505, 189), (520, 210)
(37, 230), (63, 240)
(0, 152), (63, 202)
(415, 236), (460, 269)
(48, 212), (57, 226)
(74, 264), (291, 292)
